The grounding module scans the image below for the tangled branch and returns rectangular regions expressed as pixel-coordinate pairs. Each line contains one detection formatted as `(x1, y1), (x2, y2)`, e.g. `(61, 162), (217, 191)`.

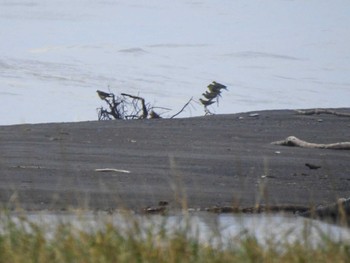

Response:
(96, 90), (154, 120)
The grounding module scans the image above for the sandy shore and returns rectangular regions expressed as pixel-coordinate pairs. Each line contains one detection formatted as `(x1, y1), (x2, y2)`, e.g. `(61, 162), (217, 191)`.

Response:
(0, 108), (349, 213)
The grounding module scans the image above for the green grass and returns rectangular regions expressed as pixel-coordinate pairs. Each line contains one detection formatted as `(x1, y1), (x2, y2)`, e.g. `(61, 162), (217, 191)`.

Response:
(0, 212), (349, 263)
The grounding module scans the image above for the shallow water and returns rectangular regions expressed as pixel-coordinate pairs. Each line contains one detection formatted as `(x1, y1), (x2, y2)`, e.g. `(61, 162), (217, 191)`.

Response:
(9, 211), (350, 248)
(1, 0), (350, 125)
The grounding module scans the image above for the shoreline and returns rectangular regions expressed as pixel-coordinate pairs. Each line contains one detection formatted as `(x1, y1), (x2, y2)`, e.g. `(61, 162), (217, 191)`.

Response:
(2, 107), (350, 127)
(1, 108), (350, 214)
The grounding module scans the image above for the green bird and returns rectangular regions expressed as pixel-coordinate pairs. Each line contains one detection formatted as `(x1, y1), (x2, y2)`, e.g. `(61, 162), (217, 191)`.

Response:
(212, 81), (227, 90)
(199, 98), (216, 106)
(97, 90), (113, 100)
(208, 82), (227, 93)
(207, 84), (220, 93)
(202, 90), (221, 100)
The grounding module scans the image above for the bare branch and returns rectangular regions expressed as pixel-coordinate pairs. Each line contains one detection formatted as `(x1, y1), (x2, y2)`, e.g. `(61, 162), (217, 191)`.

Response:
(170, 97), (194, 119)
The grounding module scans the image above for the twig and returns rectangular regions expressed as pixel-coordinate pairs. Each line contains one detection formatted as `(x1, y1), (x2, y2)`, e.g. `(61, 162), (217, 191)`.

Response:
(170, 97), (193, 119)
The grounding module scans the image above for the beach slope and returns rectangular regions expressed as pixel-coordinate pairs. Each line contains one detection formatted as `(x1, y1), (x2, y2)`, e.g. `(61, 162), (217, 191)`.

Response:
(0, 109), (349, 212)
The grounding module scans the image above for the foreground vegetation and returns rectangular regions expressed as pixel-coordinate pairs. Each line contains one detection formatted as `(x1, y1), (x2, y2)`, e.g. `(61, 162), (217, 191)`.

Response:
(0, 213), (349, 263)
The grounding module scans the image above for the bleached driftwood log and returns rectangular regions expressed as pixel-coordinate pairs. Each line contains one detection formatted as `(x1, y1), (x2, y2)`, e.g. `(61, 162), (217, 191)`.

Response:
(94, 168), (130, 173)
(271, 136), (350, 150)
(296, 109), (350, 117)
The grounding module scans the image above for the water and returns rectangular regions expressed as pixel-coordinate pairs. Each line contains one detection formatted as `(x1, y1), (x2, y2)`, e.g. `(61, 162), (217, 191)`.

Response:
(8, 211), (350, 248)
(1, 0), (350, 125)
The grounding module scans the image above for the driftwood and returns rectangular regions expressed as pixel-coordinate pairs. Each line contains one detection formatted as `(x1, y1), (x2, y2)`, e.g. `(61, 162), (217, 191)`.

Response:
(271, 136), (350, 150)
(296, 109), (350, 117)
(121, 93), (148, 119)
(96, 81), (227, 120)
(97, 90), (194, 120)
(97, 91), (159, 120)
(94, 168), (130, 173)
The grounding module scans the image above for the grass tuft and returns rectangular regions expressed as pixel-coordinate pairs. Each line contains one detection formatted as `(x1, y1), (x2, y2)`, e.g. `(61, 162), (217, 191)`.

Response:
(0, 212), (349, 263)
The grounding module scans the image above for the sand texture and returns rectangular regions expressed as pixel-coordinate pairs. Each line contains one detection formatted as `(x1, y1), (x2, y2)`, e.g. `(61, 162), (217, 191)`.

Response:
(0, 109), (349, 213)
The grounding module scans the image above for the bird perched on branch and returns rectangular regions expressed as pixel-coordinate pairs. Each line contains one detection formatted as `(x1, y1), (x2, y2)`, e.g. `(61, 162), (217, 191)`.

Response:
(200, 82), (227, 104)
(202, 90), (221, 100)
(207, 81), (227, 93)
(199, 81), (227, 114)
(199, 98), (216, 106)
(97, 90), (113, 100)
(213, 81), (227, 89)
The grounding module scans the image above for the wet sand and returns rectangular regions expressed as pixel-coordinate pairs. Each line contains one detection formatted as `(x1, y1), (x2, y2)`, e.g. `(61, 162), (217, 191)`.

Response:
(0, 109), (349, 213)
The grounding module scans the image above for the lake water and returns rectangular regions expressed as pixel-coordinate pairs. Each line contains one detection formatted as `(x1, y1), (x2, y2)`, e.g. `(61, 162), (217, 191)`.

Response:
(8, 211), (350, 248)
(1, 0), (350, 125)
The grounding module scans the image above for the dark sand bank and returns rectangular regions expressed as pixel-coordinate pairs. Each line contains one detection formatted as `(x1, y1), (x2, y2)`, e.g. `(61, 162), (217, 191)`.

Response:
(0, 109), (349, 213)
